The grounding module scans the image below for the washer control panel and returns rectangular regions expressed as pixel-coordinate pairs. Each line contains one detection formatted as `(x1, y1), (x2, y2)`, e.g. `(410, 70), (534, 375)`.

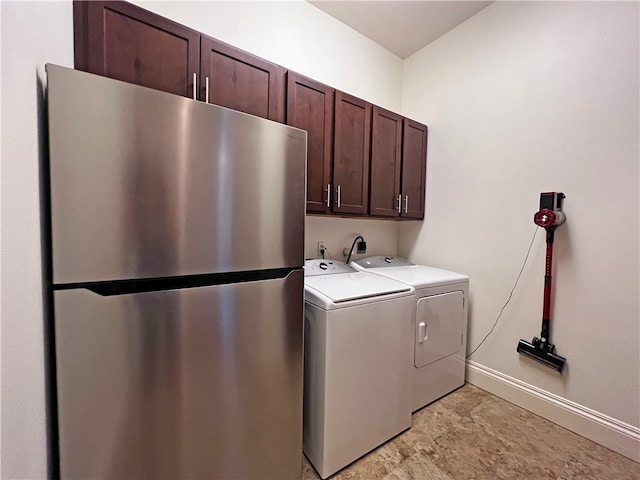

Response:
(304, 259), (356, 276)
(353, 255), (414, 269)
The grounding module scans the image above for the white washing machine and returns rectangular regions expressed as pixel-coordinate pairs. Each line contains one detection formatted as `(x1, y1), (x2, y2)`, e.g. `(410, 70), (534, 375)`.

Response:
(352, 256), (469, 412)
(303, 260), (414, 479)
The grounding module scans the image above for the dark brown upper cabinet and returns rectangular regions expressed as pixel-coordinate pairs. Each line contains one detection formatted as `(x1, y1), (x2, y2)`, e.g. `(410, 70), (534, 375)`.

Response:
(333, 92), (372, 216)
(369, 106), (403, 217)
(401, 119), (428, 219)
(286, 73), (334, 213)
(74, 1), (428, 220)
(73, 1), (285, 122)
(370, 110), (428, 219)
(73, 1), (200, 98)
(200, 36), (285, 123)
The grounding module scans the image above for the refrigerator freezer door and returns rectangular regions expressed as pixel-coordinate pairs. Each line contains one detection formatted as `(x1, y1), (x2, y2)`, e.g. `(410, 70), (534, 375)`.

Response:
(46, 64), (307, 284)
(54, 270), (304, 479)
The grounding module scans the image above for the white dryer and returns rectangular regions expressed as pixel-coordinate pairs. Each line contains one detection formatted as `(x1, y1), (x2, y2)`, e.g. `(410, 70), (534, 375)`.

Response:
(303, 260), (414, 479)
(352, 256), (469, 412)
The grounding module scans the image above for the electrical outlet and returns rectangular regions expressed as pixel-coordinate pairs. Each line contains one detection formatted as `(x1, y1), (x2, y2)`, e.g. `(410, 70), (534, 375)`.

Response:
(317, 241), (328, 257)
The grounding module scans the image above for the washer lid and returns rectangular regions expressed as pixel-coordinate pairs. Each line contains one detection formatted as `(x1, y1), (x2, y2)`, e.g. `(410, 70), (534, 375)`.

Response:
(304, 271), (412, 309)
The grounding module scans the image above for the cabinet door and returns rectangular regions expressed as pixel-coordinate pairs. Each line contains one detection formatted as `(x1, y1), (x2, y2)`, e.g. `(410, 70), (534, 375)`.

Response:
(287, 73), (334, 213)
(200, 36), (286, 122)
(74, 1), (200, 98)
(333, 92), (371, 215)
(370, 106), (403, 217)
(401, 119), (428, 219)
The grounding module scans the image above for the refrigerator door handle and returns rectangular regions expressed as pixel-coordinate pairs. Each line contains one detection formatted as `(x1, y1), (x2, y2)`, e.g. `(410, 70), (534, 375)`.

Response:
(71, 267), (301, 297)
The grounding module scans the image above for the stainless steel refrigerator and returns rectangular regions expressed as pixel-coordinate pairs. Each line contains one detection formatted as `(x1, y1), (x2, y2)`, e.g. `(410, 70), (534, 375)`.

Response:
(45, 64), (307, 479)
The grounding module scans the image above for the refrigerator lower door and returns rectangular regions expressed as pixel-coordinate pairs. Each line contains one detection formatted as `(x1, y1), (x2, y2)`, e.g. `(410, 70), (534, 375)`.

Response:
(54, 270), (303, 480)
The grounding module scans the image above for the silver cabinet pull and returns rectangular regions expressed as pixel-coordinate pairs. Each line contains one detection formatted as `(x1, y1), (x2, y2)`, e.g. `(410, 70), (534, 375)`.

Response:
(397, 194), (402, 213)
(205, 76), (210, 103)
(337, 185), (341, 208)
(326, 183), (331, 208)
(404, 195), (409, 213)
(193, 73), (197, 100)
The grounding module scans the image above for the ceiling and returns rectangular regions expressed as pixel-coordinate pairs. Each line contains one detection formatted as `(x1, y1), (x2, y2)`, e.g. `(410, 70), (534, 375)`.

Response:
(308, 1), (493, 59)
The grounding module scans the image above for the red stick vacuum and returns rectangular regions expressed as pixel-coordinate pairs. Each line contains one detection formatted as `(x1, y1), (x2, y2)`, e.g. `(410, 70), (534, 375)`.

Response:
(517, 192), (567, 373)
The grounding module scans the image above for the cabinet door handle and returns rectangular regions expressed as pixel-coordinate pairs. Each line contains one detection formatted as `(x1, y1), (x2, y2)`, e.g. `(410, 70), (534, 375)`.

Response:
(193, 73), (197, 100)
(337, 185), (341, 208)
(397, 194), (402, 213)
(404, 195), (409, 214)
(326, 183), (331, 208)
(205, 76), (210, 103)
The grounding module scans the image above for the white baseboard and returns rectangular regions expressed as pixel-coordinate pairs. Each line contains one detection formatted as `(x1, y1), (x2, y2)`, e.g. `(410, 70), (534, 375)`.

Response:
(466, 360), (640, 463)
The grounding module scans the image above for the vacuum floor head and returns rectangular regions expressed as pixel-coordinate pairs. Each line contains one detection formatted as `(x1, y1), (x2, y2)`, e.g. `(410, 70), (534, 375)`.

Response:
(517, 338), (566, 373)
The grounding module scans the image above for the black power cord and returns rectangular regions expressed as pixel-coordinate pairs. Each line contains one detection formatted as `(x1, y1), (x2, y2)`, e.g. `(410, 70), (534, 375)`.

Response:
(345, 236), (366, 264)
(467, 226), (540, 359)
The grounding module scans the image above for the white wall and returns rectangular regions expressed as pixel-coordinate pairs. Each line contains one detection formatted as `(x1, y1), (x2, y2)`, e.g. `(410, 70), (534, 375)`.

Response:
(0, 2), (74, 478)
(305, 216), (399, 261)
(132, 0), (405, 261)
(400, 1), (639, 429)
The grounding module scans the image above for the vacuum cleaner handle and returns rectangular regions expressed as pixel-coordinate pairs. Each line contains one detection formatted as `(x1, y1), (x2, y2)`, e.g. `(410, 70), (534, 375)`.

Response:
(541, 228), (555, 342)
(534, 192), (564, 344)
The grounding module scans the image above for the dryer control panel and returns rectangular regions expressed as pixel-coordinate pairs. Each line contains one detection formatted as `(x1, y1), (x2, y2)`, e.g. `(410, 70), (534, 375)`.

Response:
(304, 259), (356, 276)
(353, 255), (414, 269)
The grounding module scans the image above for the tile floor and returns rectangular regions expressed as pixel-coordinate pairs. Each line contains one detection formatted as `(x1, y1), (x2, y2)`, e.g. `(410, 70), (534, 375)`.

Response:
(301, 384), (640, 480)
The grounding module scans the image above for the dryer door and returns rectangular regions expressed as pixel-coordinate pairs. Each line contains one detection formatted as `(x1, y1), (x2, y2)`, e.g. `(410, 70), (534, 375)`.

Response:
(415, 291), (464, 368)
